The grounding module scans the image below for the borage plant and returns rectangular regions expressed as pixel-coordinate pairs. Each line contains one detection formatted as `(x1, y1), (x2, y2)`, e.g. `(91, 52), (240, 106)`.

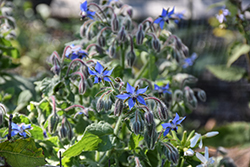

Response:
(0, 0), (219, 167)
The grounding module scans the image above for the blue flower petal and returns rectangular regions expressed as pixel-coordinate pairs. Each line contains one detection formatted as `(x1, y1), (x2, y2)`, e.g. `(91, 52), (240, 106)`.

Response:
(11, 130), (19, 137)
(128, 98), (135, 110)
(95, 62), (104, 74)
(103, 68), (113, 76)
(103, 77), (111, 82)
(154, 17), (162, 24)
(116, 93), (130, 100)
(20, 132), (27, 137)
(168, 7), (175, 16)
(137, 95), (146, 105)
(88, 68), (97, 75)
(80, 1), (88, 12)
(162, 8), (167, 17)
(160, 20), (165, 29)
(176, 116), (186, 125)
(11, 123), (20, 131)
(161, 123), (172, 129)
(21, 124), (31, 130)
(163, 90), (172, 94)
(154, 84), (160, 90)
(94, 76), (99, 83)
(172, 113), (180, 124)
(126, 82), (135, 94)
(163, 128), (171, 136)
(136, 86), (148, 94)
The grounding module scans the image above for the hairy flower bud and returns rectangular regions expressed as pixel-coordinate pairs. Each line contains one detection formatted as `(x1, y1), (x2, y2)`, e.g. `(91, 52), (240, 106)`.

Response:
(197, 89), (206, 102)
(96, 98), (104, 112)
(152, 38), (161, 52)
(136, 24), (144, 45)
(111, 14), (119, 32)
(125, 50), (136, 67)
(48, 113), (60, 133)
(157, 103), (169, 121)
(97, 34), (106, 47)
(184, 86), (197, 109)
(79, 79), (87, 95)
(144, 111), (154, 125)
(86, 78), (93, 88)
(104, 99), (112, 111)
(144, 123), (157, 150)
(80, 24), (87, 38)
(118, 26), (126, 42)
(132, 121), (141, 135)
(109, 43), (116, 58)
(162, 142), (179, 164)
(114, 99), (124, 116)
(59, 124), (67, 139)
(0, 104), (6, 126)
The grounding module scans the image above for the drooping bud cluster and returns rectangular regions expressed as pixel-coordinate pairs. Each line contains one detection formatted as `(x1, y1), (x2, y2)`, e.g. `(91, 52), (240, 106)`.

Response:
(132, 111), (144, 135)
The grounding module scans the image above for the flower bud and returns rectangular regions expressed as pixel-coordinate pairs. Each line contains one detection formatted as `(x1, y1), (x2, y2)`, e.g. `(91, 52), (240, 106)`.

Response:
(152, 38), (161, 52)
(197, 89), (206, 102)
(81, 65), (90, 79)
(96, 98), (104, 112)
(67, 124), (74, 140)
(144, 125), (157, 150)
(59, 124), (67, 139)
(136, 24), (144, 45)
(80, 24), (87, 38)
(109, 43), (116, 58)
(97, 34), (106, 47)
(79, 79), (87, 95)
(132, 121), (141, 135)
(125, 50), (136, 67)
(48, 113), (60, 133)
(86, 78), (93, 88)
(126, 6), (133, 18)
(104, 99), (112, 111)
(139, 119), (144, 132)
(182, 45), (189, 57)
(111, 14), (119, 32)
(162, 142), (179, 164)
(114, 99), (124, 116)
(95, 45), (104, 55)
(118, 26), (126, 42)
(157, 103), (168, 121)
(144, 111), (154, 125)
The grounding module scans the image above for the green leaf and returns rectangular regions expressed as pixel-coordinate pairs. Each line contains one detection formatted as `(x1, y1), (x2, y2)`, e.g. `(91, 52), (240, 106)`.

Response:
(0, 138), (46, 167)
(63, 121), (113, 157)
(227, 44), (250, 67)
(14, 90), (33, 113)
(206, 65), (246, 82)
(63, 132), (101, 157)
(35, 76), (61, 96)
(30, 124), (44, 140)
(129, 133), (144, 150)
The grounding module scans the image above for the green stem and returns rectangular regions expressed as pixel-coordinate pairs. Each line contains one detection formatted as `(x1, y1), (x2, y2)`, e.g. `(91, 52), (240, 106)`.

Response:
(132, 60), (150, 85)
(99, 115), (123, 165)
(177, 157), (184, 167)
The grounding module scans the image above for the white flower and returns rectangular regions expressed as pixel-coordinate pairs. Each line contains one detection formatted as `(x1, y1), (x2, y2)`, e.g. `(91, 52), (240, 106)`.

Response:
(196, 147), (214, 167)
(204, 131), (219, 138)
(190, 133), (202, 149)
(184, 148), (194, 156)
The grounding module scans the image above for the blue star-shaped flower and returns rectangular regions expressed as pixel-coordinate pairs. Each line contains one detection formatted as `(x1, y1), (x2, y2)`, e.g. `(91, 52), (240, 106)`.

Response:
(65, 44), (88, 60)
(80, 1), (96, 20)
(154, 7), (175, 29)
(88, 62), (113, 84)
(161, 113), (186, 136)
(154, 83), (172, 94)
(173, 11), (185, 24)
(182, 52), (197, 68)
(116, 83), (148, 110)
(11, 122), (31, 137)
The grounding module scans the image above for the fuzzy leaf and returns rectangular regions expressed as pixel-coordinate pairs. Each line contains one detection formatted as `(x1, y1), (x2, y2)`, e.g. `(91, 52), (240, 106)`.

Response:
(0, 138), (46, 167)
(63, 121), (113, 157)
(227, 44), (250, 67)
(206, 65), (246, 82)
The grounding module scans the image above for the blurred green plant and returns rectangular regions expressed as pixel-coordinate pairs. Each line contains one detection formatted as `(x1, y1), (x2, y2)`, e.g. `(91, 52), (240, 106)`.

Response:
(207, 0), (250, 82)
